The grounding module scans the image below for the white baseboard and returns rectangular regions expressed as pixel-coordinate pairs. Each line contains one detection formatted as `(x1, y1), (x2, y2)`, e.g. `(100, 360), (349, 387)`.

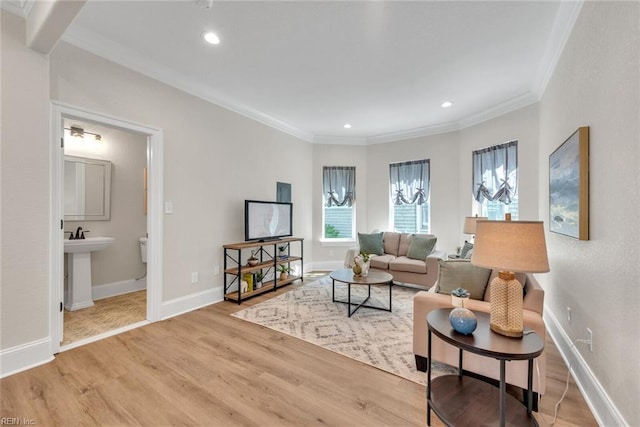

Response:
(0, 337), (54, 378)
(544, 309), (627, 426)
(161, 287), (223, 320)
(92, 278), (147, 301)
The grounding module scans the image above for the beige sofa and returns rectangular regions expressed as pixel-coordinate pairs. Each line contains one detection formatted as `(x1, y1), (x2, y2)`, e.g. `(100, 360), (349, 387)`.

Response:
(344, 232), (445, 289)
(413, 269), (546, 402)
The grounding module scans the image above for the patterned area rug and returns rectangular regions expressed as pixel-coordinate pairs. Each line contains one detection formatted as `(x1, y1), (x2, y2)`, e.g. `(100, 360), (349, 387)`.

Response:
(232, 277), (456, 385)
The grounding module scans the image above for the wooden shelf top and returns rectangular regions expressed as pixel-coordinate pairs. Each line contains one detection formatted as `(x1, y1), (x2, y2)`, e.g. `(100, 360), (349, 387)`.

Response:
(223, 237), (303, 250)
(224, 256), (301, 275)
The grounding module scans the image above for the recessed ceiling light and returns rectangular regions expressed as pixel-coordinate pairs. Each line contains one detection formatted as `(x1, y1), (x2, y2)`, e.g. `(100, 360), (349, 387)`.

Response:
(441, 101), (453, 108)
(344, 123), (352, 129)
(202, 31), (220, 45)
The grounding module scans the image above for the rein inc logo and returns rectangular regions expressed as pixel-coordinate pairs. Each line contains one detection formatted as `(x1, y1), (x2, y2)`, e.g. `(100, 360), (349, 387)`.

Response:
(0, 419), (35, 425)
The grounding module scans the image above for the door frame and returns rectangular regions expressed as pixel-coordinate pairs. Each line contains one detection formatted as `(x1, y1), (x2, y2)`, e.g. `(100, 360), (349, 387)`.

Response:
(50, 101), (164, 354)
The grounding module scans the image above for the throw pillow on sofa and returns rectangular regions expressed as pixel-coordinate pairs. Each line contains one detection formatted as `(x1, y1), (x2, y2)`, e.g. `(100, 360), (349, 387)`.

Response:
(358, 232), (384, 255)
(407, 235), (437, 260)
(436, 259), (492, 300)
(460, 241), (473, 258)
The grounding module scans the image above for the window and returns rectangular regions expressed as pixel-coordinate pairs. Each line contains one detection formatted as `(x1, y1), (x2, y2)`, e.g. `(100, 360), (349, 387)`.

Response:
(472, 141), (518, 220)
(322, 166), (355, 240)
(389, 159), (430, 233)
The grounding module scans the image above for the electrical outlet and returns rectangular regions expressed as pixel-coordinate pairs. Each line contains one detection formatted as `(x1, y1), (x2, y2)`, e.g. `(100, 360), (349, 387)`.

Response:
(191, 272), (199, 283)
(567, 306), (572, 324)
(214, 265), (220, 275)
(587, 328), (593, 352)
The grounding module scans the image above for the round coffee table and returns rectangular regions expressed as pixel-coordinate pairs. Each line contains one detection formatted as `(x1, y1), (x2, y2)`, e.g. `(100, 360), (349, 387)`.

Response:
(329, 268), (394, 317)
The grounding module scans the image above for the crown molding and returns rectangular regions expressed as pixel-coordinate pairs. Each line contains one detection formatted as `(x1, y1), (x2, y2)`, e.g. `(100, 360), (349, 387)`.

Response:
(366, 121), (460, 145)
(1, 0), (34, 18)
(60, 1), (583, 147)
(313, 136), (368, 145)
(458, 92), (539, 130)
(61, 26), (315, 143)
(532, 0), (584, 98)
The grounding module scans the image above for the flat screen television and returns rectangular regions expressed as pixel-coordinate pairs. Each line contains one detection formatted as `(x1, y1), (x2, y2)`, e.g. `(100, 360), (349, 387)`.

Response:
(244, 200), (293, 241)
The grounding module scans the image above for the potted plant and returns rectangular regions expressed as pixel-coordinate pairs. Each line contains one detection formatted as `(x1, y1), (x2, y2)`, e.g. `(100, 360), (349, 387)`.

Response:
(247, 249), (259, 266)
(353, 250), (371, 276)
(278, 245), (288, 260)
(277, 264), (290, 280)
(255, 271), (265, 289)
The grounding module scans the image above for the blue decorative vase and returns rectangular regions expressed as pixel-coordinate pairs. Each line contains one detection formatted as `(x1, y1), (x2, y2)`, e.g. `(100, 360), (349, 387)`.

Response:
(449, 308), (478, 335)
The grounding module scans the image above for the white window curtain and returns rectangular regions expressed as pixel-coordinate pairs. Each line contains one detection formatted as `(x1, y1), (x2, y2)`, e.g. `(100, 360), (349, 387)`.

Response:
(472, 141), (518, 205)
(389, 159), (430, 205)
(323, 166), (355, 207)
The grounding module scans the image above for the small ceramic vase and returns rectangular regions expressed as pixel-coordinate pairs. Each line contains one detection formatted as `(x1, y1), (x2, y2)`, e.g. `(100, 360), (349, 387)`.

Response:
(449, 307), (478, 335)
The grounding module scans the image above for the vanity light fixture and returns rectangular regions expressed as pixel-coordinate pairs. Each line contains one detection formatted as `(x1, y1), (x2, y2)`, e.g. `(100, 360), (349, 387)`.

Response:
(441, 101), (453, 108)
(65, 126), (102, 142)
(202, 31), (220, 45)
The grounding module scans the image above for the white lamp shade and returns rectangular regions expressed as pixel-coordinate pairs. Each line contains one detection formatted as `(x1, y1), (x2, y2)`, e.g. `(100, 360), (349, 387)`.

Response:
(471, 220), (550, 273)
(463, 216), (488, 234)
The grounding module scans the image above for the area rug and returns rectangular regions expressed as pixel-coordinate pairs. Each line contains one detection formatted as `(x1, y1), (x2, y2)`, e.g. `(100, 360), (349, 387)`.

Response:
(231, 276), (456, 385)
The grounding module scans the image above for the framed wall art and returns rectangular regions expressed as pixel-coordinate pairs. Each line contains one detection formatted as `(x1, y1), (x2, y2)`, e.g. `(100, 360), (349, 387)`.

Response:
(276, 181), (291, 203)
(549, 126), (589, 240)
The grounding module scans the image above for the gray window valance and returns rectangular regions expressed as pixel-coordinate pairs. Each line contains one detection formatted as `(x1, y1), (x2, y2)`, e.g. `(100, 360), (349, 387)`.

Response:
(323, 166), (355, 207)
(389, 159), (430, 205)
(472, 141), (518, 205)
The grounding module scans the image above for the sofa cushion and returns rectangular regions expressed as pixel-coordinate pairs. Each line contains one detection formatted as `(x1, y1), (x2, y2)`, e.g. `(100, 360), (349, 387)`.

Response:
(407, 235), (437, 260)
(436, 259), (492, 300)
(358, 232), (384, 255)
(383, 232), (401, 256)
(389, 256), (427, 274)
(398, 233), (412, 256)
(370, 254), (395, 269)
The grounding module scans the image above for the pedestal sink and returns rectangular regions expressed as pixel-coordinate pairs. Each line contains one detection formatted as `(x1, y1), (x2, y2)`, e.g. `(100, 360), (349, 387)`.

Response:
(64, 237), (115, 311)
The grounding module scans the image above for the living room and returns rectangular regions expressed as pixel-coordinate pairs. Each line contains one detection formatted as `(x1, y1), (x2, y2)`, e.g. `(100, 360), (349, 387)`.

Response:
(2, 1), (638, 426)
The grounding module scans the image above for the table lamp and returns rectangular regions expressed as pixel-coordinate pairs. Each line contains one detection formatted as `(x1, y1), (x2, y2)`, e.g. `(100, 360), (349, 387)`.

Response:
(471, 219), (549, 337)
(463, 215), (488, 236)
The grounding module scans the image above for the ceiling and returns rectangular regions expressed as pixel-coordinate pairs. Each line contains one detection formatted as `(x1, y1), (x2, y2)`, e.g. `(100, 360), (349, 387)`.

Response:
(23, 1), (584, 143)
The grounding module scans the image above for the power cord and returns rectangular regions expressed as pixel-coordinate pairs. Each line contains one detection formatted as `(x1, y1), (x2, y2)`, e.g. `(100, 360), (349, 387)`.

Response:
(537, 365), (571, 425)
(537, 333), (590, 425)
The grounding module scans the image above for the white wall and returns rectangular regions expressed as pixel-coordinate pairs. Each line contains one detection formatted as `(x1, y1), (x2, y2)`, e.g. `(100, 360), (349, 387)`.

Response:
(1, 12), (51, 349)
(538, 2), (639, 425)
(458, 103), (540, 230)
(49, 41), (314, 302)
(366, 132), (460, 254)
(64, 122), (147, 288)
(311, 143), (368, 267)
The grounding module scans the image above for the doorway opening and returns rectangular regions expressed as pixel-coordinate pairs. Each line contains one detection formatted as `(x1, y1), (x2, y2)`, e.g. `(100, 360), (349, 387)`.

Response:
(51, 102), (163, 354)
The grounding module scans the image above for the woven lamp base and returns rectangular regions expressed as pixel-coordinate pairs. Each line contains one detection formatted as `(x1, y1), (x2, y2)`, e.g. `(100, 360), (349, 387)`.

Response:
(489, 271), (524, 338)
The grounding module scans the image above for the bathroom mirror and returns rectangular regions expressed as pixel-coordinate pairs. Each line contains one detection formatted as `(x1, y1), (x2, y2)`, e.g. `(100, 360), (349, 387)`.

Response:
(64, 155), (112, 220)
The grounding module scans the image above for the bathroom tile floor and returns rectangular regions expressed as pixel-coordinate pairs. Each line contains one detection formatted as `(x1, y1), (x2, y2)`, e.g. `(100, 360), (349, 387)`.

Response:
(62, 290), (146, 346)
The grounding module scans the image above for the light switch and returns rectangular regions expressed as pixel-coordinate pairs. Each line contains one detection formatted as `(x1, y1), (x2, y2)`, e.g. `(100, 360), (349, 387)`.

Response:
(164, 201), (174, 214)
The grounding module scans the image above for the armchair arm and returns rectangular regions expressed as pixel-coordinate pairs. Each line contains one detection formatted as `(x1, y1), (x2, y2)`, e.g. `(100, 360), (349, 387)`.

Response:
(424, 249), (445, 289)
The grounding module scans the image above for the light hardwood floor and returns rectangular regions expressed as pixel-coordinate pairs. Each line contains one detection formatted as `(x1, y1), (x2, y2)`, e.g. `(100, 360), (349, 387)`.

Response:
(1, 276), (596, 426)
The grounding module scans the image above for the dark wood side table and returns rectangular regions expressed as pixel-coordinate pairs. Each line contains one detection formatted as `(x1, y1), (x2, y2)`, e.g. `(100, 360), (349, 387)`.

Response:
(426, 308), (544, 427)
